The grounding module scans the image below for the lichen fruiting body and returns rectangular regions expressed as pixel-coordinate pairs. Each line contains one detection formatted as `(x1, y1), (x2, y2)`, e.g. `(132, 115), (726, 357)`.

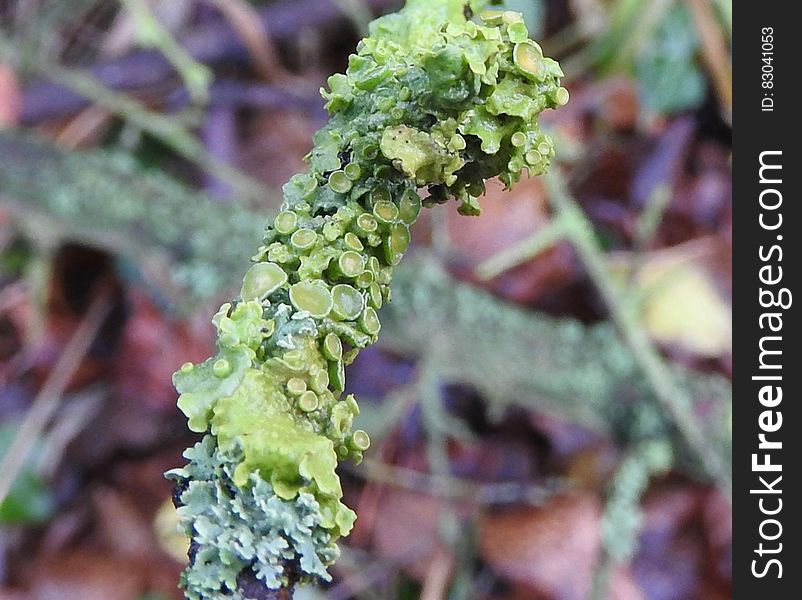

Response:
(169, 1), (567, 596)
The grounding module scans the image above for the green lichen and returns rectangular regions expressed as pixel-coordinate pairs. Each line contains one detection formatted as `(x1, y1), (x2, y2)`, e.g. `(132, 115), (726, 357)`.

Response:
(170, 0), (566, 595)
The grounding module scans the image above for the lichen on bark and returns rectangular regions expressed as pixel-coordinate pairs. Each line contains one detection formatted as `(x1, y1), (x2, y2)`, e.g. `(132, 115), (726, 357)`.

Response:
(168, 1), (567, 597)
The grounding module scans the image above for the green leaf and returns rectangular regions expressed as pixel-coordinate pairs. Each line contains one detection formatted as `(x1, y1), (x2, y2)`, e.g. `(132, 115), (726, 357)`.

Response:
(0, 423), (54, 525)
(635, 4), (707, 114)
(0, 472), (54, 524)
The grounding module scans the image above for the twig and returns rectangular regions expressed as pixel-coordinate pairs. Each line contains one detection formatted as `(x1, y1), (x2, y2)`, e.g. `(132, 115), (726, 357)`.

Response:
(35, 387), (105, 479)
(122, 0), (213, 103)
(627, 183), (671, 288)
(209, 0), (297, 85)
(0, 289), (112, 505)
(0, 280), (26, 316)
(590, 439), (672, 600)
(55, 105), (114, 149)
(15, 0), (398, 123)
(476, 215), (568, 280)
(420, 547), (455, 600)
(41, 61), (269, 205)
(351, 458), (560, 506)
(544, 168), (732, 500)
(0, 33), (273, 206)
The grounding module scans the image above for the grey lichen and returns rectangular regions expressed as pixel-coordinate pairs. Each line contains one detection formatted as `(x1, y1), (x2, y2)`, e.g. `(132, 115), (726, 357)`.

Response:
(167, 436), (339, 598)
(381, 257), (731, 476)
(0, 131), (267, 303)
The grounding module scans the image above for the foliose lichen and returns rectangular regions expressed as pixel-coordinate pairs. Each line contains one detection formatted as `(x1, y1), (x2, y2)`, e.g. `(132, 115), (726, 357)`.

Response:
(169, 0), (566, 596)
(167, 437), (339, 597)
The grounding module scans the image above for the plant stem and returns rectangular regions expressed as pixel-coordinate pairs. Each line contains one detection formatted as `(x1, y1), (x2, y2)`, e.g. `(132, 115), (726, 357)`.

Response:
(0, 34), (273, 207)
(544, 168), (732, 500)
(476, 216), (568, 280)
(0, 290), (112, 505)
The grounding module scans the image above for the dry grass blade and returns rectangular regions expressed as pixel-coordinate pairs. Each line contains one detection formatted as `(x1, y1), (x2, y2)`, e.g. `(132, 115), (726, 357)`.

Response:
(0, 288), (112, 505)
(420, 548), (455, 600)
(211, 0), (295, 85)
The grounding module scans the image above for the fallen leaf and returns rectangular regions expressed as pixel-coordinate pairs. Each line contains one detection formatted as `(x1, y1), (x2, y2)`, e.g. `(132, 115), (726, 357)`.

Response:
(633, 484), (710, 600)
(112, 288), (214, 410)
(479, 493), (642, 600)
(480, 494), (599, 599)
(17, 551), (146, 600)
(370, 487), (446, 578)
(238, 109), (317, 198)
(609, 239), (731, 357)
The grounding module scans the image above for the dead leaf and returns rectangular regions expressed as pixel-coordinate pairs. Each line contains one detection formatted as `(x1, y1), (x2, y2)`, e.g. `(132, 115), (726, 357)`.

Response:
(609, 238), (731, 357)
(238, 109), (317, 198)
(479, 493), (643, 600)
(480, 494), (600, 599)
(370, 487), (446, 578)
(92, 487), (159, 558)
(633, 484), (710, 600)
(112, 288), (214, 409)
(18, 551), (145, 600)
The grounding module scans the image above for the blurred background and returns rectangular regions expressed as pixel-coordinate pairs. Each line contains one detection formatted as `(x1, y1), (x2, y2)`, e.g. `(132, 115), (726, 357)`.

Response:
(0, 1), (731, 599)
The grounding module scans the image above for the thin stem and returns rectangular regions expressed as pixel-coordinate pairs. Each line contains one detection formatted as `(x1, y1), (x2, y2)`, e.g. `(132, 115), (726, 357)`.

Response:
(476, 215), (568, 280)
(0, 290), (112, 505)
(122, 0), (213, 104)
(544, 168), (732, 500)
(43, 64), (269, 205)
(627, 183), (671, 288)
(685, 0), (733, 122)
(353, 458), (559, 505)
(0, 34), (273, 207)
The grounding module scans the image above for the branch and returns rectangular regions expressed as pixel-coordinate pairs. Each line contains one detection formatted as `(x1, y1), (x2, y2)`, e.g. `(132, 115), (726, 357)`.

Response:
(0, 36), (274, 206)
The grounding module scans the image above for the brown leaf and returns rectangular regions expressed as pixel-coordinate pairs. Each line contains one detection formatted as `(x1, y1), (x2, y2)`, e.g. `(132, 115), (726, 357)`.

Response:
(238, 109), (317, 197)
(449, 435), (539, 484)
(369, 487), (446, 578)
(479, 494), (601, 600)
(91, 487), (161, 558)
(480, 493), (644, 600)
(17, 551), (147, 600)
(633, 484), (715, 600)
(669, 138), (732, 238)
(112, 288), (214, 409)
